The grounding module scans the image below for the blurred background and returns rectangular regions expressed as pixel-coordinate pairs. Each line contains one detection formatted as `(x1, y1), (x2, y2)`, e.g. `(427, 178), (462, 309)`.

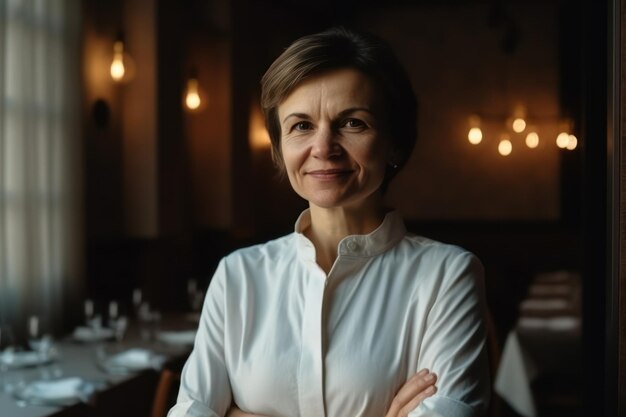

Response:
(80, 0), (589, 322)
(0, 0), (617, 416)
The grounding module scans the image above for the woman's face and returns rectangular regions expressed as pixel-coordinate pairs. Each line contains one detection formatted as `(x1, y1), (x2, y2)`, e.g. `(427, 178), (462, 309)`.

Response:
(278, 68), (391, 211)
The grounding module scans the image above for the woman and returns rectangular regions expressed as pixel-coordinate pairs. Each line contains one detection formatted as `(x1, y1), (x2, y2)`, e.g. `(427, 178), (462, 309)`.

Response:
(168, 27), (489, 417)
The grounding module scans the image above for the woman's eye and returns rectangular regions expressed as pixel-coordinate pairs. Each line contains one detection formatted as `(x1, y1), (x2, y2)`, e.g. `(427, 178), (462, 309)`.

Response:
(293, 121), (311, 131)
(342, 119), (366, 129)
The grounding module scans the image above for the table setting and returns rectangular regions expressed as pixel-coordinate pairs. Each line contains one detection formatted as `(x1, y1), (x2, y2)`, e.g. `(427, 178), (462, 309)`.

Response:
(0, 287), (200, 417)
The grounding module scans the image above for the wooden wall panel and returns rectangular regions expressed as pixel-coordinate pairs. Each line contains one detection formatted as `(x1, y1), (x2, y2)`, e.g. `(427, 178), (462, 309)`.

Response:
(614, 0), (626, 410)
(613, 0), (625, 415)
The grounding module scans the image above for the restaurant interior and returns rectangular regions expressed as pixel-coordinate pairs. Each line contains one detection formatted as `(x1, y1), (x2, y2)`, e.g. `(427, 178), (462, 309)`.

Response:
(0, 0), (621, 416)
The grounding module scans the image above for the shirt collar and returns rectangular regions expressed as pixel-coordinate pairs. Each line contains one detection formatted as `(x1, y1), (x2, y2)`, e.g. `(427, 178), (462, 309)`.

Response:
(294, 209), (406, 260)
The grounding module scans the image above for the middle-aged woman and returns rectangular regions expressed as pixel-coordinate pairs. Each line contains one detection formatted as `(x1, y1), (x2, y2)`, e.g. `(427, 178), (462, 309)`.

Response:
(168, 27), (490, 417)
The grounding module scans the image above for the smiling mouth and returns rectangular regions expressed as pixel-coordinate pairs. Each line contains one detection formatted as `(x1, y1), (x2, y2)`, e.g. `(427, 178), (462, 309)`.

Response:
(306, 169), (354, 179)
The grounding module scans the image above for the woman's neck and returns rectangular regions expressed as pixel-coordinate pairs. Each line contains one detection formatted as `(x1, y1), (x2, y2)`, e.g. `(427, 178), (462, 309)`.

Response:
(304, 201), (385, 274)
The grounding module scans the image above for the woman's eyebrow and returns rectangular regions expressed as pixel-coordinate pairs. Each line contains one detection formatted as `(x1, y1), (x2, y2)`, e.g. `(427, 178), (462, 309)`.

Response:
(282, 107), (374, 124)
(282, 113), (310, 124)
(336, 107), (374, 117)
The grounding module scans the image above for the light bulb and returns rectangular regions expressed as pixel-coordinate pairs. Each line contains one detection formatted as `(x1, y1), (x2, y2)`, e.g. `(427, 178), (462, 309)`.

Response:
(468, 127), (483, 145)
(525, 132), (539, 148)
(556, 132), (570, 148)
(110, 41), (125, 81)
(498, 139), (512, 156)
(185, 78), (201, 110)
(512, 118), (526, 133)
(566, 134), (578, 150)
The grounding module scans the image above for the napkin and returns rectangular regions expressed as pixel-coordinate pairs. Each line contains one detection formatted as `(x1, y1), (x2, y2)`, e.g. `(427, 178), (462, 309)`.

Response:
(0, 350), (50, 367)
(21, 377), (94, 401)
(104, 348), (165, 371)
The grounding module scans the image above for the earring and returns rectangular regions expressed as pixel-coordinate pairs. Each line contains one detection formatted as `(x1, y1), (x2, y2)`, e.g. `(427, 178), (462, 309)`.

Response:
(388, 161), (399, 169)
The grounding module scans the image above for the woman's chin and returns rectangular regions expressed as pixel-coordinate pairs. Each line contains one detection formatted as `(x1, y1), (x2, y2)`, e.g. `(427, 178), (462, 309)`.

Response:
(304, 192), (379, 212)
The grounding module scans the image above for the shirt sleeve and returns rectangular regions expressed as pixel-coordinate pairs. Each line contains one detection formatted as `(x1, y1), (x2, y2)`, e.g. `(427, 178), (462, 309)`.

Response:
(168, 259), (232, 417)
(409, 251), (490, 417)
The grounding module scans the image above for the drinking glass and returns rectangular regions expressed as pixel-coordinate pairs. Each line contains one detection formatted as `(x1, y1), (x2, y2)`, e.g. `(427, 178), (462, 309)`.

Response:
(138, 302), (161, 341)
(84, 299), (102, 331)
(132, 289), (143, 318)
(187, 279), (205, 312)
(0, 324), (16, 392)
(108, 300), (127, 342)
(108, 300), (119, 322)
(27, 315), (53, 379)
(111, 316), (128, 343)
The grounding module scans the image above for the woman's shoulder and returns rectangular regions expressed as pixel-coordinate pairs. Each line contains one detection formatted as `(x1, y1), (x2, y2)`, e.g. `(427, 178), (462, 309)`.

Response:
(397, 233), (484, 277)
(401, 233), (477, 260)
(396, 235), (484, 300)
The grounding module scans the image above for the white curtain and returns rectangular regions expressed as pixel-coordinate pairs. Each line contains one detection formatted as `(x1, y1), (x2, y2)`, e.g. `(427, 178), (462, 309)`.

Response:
(0, 0), (82, 334)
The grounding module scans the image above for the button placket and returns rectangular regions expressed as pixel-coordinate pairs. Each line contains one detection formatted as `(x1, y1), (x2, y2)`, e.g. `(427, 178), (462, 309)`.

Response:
(297, 269), (327, 417)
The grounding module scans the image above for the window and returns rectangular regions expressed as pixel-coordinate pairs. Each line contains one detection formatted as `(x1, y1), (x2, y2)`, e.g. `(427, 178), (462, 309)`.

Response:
(0, 0), (81, 333)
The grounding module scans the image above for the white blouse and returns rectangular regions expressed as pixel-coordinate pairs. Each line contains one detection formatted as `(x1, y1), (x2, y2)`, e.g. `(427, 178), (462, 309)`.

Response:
(168, 210), (490, 417)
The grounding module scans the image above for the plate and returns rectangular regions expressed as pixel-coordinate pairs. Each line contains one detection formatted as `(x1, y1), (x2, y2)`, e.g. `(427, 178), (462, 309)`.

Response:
(100, 348), (166, 375)
(0, 350), (56, 369)
(13, 377), (98, 407)
(72, 326), (115, 343)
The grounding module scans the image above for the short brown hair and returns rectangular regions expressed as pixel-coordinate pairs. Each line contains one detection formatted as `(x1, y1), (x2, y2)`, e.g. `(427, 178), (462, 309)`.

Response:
(260, 26), (417, 189)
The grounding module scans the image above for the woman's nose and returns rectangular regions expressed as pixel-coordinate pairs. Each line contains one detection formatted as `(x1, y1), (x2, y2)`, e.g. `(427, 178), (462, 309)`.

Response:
(310, 126), (342, 159)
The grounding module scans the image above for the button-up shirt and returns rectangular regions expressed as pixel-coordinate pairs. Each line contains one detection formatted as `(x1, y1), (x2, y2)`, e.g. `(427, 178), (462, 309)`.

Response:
(168, 210), (490, 417)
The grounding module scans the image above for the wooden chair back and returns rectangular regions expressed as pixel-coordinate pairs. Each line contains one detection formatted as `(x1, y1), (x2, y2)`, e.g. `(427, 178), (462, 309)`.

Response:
(151, 368), (181, 417)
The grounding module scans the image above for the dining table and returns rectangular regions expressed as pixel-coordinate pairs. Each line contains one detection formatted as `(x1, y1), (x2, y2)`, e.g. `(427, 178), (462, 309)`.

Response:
(494, 270), (582, 417)
(0, 312), (197, 417)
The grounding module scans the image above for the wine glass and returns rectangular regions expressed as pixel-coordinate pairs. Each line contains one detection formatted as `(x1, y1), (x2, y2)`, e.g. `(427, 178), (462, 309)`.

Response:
(0, 324), (16, 392)
(84, 299), (102, 332)
(111, 316), (128, 343)
(27, 315), (53, 379)
(134, 299), (161, 342)
(187, 279), (205, 313)
(108, 300), (128, 343)
(132, 289), (143, 318)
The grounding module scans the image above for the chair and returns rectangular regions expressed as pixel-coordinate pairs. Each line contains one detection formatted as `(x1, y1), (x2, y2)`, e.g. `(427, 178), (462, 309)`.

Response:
(151, 369), (181, 417)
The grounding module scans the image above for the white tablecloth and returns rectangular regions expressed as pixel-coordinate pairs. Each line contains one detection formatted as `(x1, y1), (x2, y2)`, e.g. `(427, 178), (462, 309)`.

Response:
(495, 271), (581, 417)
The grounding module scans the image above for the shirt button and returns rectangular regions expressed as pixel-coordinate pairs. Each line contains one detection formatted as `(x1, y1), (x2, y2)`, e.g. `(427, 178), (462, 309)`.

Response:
(347, 241), (359, 252)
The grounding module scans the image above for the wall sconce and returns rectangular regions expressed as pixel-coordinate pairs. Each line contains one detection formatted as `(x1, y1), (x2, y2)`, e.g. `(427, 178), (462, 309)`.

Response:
(467, 115), (483, 145)
(466, 107), (578, 156)
(249, 99), (271, 151)
(184, 71), (207, 113)
(556, 121), (578, 150)
(498, 134), (513, 156)
(110, 32), (134, 83)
